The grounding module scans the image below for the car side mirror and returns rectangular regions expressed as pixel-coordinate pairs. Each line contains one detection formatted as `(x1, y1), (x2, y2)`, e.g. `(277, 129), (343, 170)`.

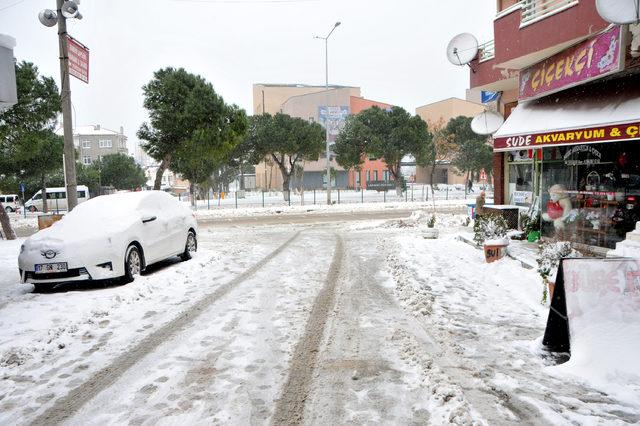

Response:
(142, 216), (157, 224)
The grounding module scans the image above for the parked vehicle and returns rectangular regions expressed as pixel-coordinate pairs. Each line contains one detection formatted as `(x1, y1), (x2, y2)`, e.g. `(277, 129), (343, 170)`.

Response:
(0, 194), (19, 212)
(18, 191), (198, 291)
(23, 186), (90, 212)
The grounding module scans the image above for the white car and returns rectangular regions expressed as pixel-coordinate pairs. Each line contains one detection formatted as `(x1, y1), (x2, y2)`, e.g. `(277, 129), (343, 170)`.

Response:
(18, 191), (198, 291)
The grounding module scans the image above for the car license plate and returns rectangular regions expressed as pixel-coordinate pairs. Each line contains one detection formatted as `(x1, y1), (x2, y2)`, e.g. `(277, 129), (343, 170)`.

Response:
(35, 262), (68, 274)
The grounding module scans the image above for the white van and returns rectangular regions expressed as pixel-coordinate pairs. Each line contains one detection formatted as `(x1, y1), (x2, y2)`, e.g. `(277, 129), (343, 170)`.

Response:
(0, 194), (19, 212)
(23, 186), (90, 212)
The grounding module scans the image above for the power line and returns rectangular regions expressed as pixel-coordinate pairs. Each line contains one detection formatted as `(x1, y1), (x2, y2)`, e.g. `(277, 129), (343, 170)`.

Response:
(171, 0), (319, 3)
(0, 0), (28, 13)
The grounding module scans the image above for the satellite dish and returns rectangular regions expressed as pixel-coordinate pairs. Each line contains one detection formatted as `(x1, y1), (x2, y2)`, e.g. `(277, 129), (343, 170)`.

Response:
(61, 1), (80, 19)
(471, 111), (504, 135)
(38, 9), (58, 27)
(446, 33), (479, 66)
(596, 0), (640, 24)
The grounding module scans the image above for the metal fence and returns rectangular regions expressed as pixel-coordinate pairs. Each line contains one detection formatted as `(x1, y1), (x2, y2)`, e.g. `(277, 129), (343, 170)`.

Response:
(183, 185), (494, 210)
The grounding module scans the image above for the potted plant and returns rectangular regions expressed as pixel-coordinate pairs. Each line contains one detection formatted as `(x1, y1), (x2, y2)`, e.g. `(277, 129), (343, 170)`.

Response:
(423, 214), (438, 239)
(521, 211), (541, 242)
(536, 241), (578, 303)
(474, 214), (509, 263)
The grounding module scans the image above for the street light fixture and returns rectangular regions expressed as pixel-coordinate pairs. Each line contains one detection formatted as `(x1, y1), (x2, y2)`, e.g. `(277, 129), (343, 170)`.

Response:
(315, 21), (341, 205)
(38, 0), (83, 211)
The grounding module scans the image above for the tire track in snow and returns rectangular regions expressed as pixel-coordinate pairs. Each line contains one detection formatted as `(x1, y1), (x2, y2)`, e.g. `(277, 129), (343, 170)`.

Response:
(31, 231), (302, 426)
(271, 234), (343, 426)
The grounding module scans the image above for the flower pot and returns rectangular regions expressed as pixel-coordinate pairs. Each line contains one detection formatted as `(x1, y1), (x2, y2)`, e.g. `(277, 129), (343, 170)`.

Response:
(423, 228), (439, 239)
(483, 241), (508, 263)
(527, 230), (540, 242)
(548, 280), (555, 300)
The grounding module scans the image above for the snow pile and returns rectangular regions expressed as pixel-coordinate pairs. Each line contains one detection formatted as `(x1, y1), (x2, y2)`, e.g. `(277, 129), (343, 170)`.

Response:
(382, 211), (469, 230)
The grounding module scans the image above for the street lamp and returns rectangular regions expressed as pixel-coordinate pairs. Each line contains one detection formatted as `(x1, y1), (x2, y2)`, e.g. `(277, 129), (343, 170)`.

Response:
(38, 0), (83, 211)
(315, 21), (341, 205)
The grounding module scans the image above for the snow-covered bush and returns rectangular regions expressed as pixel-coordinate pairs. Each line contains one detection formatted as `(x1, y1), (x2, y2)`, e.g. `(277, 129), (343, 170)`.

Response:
(473, 214), (508, 246)
(536, 241), (579, 303)
(427, 215), (436, 228)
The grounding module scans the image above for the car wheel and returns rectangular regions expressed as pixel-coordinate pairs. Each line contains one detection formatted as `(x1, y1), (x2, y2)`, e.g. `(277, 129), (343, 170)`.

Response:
(124, 245), (142, 283)
(4, 206), (13, 213)
(28, 206), (37, 212)
(180, 231), (197, 261)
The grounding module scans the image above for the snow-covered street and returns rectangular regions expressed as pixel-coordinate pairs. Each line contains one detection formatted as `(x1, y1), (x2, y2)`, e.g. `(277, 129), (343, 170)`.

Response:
(1, 209), (639, 424)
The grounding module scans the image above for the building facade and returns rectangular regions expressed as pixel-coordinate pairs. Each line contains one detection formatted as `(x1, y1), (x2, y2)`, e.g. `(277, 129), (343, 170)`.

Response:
(253, 84), (361, 190)
(69, 125), (129, 165)
(415, 97), (487, 186)
(468, 0), (640, 249)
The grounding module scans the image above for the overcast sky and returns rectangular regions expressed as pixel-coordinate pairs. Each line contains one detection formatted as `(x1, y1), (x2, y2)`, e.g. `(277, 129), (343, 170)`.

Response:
(0, 0), (496, 153)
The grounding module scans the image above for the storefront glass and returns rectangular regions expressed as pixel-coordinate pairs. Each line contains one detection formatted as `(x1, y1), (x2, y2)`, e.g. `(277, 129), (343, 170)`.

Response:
(506, 150), (534, 206)
(539, 141), (640, 249)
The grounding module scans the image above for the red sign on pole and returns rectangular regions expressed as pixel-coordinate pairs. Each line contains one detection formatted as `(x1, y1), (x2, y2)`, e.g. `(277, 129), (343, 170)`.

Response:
(67, 36), (89, 84)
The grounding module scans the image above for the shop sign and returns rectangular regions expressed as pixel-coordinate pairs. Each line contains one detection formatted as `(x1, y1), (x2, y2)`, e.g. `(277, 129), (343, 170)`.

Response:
(494, 122), (640, 151)
(67, 35), (89, 84)
(563, 145), (602, 166)
(519, 26), (624, 101)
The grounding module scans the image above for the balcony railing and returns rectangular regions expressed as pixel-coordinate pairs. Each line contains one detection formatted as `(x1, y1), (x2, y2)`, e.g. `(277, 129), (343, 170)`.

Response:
(478, 40), (495, 62)
(520, 0), (579, 26)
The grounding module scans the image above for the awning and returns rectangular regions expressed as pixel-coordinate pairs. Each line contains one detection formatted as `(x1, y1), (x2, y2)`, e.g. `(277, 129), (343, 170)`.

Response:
(493, 76), (640, 152)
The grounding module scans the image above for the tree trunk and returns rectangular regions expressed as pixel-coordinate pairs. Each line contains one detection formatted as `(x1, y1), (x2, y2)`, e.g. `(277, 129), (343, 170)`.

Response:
(429, 161), (437, 212)
(153, 153), (172, 191)
(240, 164), (245, 191)
(282, 172), (291, 202)
(190, 182), (196, 208)
(394, 163), (403, 197)
(0, 203), (17, 240)
(41, 174), (48, 214)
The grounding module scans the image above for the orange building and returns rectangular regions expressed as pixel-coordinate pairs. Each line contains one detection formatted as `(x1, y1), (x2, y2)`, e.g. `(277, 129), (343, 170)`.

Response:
(347, 96), (393, 190)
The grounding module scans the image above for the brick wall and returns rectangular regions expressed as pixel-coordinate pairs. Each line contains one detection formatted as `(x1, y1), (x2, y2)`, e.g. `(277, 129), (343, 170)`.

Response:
(492, 152), (504, 204)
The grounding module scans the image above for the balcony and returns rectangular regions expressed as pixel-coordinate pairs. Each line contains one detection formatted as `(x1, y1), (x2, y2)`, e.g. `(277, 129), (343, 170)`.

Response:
(469, 0), (607, 91)
(520, 0), (580, 27)
(478, 40), (495, 63)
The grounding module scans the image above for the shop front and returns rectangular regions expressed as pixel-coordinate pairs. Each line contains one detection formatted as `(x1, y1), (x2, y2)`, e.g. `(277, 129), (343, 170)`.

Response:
(493, 73), (640, 249)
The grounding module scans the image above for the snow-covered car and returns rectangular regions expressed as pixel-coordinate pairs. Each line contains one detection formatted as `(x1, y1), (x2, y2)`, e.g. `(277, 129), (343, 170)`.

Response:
(18, 191), (197, 291)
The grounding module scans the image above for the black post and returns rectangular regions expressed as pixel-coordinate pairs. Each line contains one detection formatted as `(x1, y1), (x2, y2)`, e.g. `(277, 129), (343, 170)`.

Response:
(235, 191), (238, 209)
(338, 189), (340, 204)
(288, 191), (291, 206)
(384, 191), (386, 203)
(262, 190), (265, 208)
(361, 187), (364, 203)
(313, 189), (316, 205)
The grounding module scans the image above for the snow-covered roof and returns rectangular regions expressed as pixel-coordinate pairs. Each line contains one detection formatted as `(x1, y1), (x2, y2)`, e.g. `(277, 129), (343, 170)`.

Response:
(55, 125), (123, 137)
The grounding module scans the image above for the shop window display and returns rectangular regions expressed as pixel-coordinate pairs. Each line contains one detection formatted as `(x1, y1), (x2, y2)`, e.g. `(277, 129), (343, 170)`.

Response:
(506, 150), (534, 206)
(540, 142), (640, 248)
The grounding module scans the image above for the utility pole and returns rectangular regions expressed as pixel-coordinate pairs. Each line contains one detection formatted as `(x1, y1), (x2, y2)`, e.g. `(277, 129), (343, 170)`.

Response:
(316, 21), (341, 205)
(57, 0), (78, 210)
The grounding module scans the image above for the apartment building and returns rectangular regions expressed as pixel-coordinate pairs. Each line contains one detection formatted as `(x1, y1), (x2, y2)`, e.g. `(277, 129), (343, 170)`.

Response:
(414, 97), (486, 186)
(252, 84), (361, 190)
(71, 125), (129, 165)
(467, 0), (640, 249)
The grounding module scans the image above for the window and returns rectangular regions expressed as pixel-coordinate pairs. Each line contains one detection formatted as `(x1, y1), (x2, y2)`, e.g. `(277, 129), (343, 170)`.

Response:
(383, 170), (390, 181)
(99, 139), (112, 148)
(77, 191), (86, 198)
(33, 193), (42, 200)
(366, 171), (371, 182)
(83, 156), (92, 165)
(374, 170), (379, 181)
(82, 140), (91, 149)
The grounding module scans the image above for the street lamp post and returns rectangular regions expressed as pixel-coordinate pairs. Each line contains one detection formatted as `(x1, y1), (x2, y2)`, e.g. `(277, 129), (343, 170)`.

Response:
(315, 21), (341, 205)
(39, 1), (83, 211)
